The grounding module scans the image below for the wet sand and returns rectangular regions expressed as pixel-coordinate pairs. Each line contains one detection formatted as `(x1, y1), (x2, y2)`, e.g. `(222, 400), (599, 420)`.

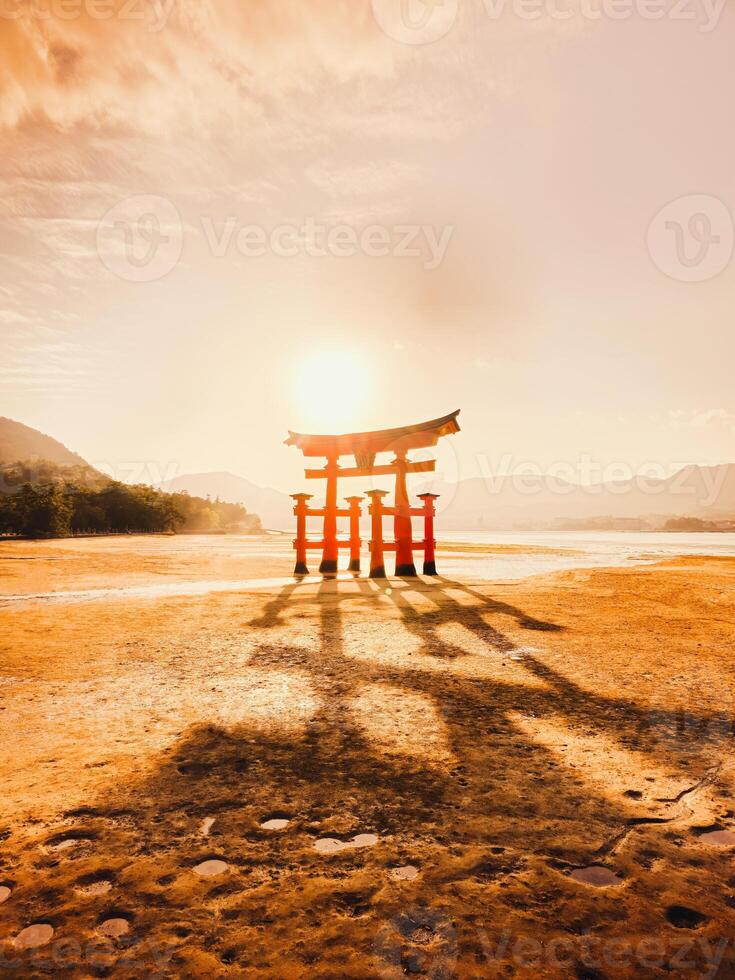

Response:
(0, 535), (734, 977)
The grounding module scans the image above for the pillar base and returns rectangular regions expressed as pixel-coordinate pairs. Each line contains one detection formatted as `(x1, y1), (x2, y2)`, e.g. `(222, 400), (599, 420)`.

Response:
(369, 565), (386, 579)
(422, 561), (437, 576)
(348, 558), (361, 573)
(395, 562), (418, 577)
(319, 558), (338, 575)
(294, 561), (309, 576)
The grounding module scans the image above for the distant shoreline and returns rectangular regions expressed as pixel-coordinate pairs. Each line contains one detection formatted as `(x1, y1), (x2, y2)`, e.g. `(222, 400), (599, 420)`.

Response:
(2, 526), (735, 543)
(0, 529), (270, 542)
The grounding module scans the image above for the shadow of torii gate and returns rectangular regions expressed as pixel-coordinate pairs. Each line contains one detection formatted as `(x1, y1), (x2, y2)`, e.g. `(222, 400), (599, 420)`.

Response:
(286, 410), (460, 578)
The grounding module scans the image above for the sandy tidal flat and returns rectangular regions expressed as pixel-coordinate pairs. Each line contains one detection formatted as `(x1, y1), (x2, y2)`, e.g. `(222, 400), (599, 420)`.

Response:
(0, 535), (734, 977)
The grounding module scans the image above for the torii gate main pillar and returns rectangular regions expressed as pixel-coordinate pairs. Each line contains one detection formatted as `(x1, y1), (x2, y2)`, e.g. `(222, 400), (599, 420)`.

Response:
(393, 451), (416, 576)
(319, 455), (339, 574)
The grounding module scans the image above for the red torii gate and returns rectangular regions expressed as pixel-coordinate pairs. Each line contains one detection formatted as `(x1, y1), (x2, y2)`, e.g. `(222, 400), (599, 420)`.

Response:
(285, 410), (460, 577)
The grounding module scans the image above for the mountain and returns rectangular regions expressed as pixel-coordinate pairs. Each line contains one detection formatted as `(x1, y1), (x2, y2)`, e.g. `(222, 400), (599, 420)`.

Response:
(8, 412), (727, 532)
(160, 472), (293, 530)
(0, 418), (107, 494)
(416, 463), (735, 530)
(161, 463), (735, 533)
(0, 421), (261, 536)
(0, 417), (88, 467)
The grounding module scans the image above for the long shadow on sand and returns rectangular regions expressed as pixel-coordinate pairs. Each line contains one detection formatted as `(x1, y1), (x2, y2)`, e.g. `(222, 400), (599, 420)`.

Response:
(10, 574), (733, 977)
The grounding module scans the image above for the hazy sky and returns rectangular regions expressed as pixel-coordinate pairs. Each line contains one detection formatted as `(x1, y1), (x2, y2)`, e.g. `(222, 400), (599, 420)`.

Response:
(1, 0), (734, 492)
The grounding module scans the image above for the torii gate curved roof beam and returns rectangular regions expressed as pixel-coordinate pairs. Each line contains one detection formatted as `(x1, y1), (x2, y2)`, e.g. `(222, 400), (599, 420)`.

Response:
(285, 409), (460, 459)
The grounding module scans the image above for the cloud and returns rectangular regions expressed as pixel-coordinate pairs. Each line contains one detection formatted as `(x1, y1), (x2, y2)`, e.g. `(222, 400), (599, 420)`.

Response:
(667, 408), (735, 430)
(0, 1), (398, 133)
(691, 408), (735, 428)
(0, 332), (104, 398)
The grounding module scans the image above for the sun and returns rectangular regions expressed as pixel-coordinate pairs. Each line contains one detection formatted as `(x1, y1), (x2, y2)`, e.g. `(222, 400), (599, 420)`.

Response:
(294, 351), (371, 432)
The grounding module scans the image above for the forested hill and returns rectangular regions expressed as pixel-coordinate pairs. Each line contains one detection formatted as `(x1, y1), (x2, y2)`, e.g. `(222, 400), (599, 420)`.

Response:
(0, 418), (262, 538)
(0, 482), (259, 538)
(0, 417), (88, 467)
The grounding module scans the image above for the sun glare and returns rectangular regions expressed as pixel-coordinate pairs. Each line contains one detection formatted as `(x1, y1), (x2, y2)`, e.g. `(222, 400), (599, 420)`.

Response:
(294, 351), (371, 432)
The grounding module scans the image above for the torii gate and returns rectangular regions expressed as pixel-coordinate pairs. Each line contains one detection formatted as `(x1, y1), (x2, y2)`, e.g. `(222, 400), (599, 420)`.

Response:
(285, 410), (460, 577)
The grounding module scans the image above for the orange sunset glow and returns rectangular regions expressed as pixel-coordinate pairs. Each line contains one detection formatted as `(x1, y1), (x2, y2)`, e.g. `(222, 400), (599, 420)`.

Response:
(1, 3), (735, 978)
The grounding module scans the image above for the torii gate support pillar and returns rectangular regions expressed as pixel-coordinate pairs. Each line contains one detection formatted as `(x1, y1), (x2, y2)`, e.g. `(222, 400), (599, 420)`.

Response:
(366, 490), (388, 579)
(346, 495), (363, 573)
(418, 492), (439, 575)
(291, 493), (312, 576)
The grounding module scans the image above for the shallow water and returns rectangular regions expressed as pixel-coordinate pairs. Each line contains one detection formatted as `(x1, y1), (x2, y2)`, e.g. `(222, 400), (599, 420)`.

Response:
(2, 530), (733, 607)
(14, 924), (54, 949)
(570, 865), (623, 887)
(698, 829), (735, 846)
(193, 859), (228, 877)
(439, 530), (735, 581)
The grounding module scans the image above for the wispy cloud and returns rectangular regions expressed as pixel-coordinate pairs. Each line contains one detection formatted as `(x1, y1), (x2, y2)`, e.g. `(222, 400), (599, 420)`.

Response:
(667, 408), (735, 430)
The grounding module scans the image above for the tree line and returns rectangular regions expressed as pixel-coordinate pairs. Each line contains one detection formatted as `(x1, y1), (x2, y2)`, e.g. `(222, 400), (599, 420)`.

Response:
(0, 480), (260, 539)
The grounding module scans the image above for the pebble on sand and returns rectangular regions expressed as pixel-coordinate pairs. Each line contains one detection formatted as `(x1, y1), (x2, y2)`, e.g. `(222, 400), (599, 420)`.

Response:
(193, 859), (228, 877)
(77, 880), (112, 896)
(698, 829), (735, 846)
(48, 838), (83, 852)
(570, 866), (623, 887)
(314, 838), (345, 854)
(314, 834), (379, 854)
(98, 918), (129, 938)
(0, 886), (11, 904)
(261, 818), (290, 830)
(389, 865), (420, 881)
(14, 924), (54, 949)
